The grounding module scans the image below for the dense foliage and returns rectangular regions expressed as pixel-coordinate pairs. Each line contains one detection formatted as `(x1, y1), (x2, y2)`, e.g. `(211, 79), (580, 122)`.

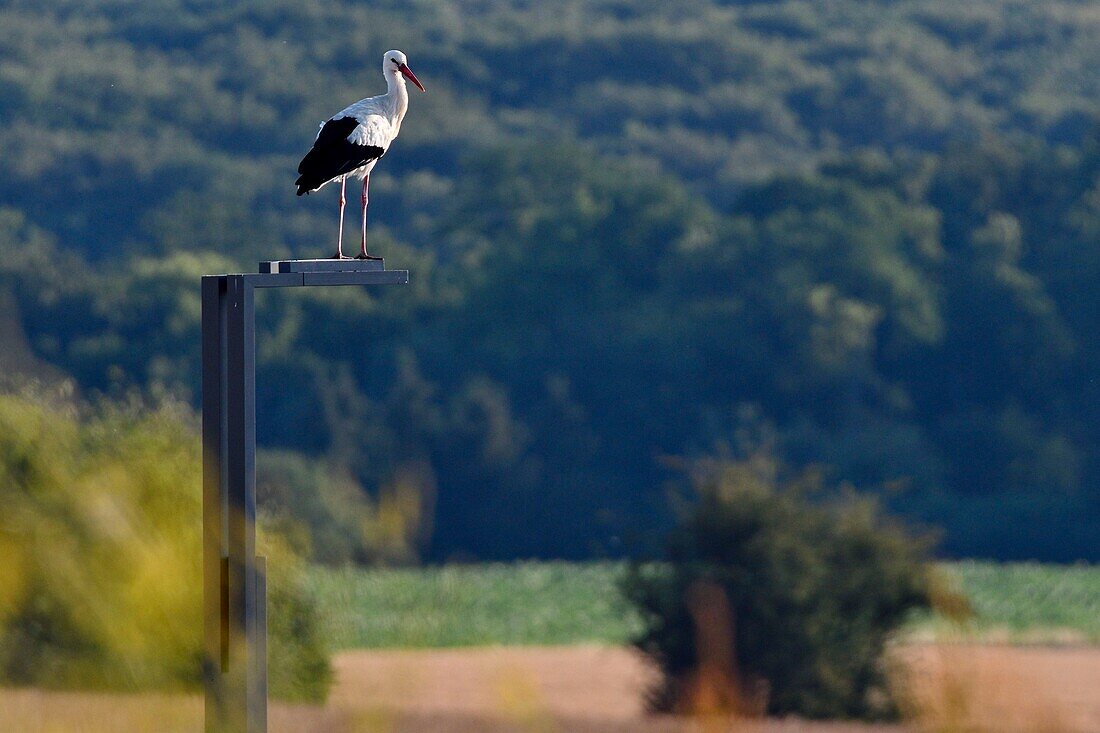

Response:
(0, 392), (331, 701)
(622, 459), (938, 719)
(0, 0), (1096, 560)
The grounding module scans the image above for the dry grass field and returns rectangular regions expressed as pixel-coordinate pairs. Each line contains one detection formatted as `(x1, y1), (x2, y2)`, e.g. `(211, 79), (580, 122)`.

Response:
(1, 644), (1097, 733)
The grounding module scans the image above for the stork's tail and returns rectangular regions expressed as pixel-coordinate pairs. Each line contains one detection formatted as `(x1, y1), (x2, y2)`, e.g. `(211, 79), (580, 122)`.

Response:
(295, 175), (314, 196)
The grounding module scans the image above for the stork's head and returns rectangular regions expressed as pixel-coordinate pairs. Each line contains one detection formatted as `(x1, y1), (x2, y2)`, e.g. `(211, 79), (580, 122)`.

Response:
(384, 50), (426, 92)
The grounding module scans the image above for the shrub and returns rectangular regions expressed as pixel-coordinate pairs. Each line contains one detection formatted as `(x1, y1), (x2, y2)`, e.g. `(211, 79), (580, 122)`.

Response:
(0, 391), (330, 701)
(622, 456), (939, 719)
(257, 449), (426, 566)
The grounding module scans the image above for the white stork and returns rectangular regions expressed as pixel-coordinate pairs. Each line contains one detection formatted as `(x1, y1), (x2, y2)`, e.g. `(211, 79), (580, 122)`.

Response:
(295, 49), (426, 259)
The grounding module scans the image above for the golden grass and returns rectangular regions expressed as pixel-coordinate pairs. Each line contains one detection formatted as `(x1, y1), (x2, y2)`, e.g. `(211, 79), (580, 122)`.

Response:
(0, 688), (362, 733)
(893, 644), (1096, 733)
(0, 689), (202, 733)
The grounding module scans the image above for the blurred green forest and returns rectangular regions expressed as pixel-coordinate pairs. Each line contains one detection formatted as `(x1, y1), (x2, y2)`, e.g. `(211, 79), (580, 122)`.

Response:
(0, 0), (1097, 561)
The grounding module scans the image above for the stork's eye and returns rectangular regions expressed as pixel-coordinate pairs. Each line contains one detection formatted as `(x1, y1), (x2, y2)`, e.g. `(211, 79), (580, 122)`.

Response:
(391, 58), (400, 65)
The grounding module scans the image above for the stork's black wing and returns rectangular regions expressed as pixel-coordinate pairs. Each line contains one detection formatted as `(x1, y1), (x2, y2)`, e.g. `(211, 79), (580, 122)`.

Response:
(295, 117), (385, 195)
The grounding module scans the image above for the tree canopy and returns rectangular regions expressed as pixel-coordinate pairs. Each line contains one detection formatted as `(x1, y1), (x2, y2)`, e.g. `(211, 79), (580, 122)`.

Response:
(0, 0), (1096, 561)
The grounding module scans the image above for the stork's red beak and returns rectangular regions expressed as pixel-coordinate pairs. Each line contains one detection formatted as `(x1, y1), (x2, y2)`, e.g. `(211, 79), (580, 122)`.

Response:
(399, 63), (425, 92)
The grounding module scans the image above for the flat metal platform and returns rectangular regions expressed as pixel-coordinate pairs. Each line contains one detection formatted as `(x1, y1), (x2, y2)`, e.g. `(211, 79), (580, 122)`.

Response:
(247, 260), (408, 287)
(259, 259), (385, 274)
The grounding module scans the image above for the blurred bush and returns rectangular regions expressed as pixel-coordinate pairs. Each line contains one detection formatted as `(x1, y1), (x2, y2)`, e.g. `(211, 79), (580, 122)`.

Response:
(0, 390), (330, 701)
(622, 455), (947, 719)
(257, 450), (428, 566)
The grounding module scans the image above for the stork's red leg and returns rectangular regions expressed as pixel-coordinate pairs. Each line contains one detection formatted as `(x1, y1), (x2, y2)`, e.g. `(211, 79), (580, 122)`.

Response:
(357, 174), (369, 258)
(357, 174), (381, 260)
(332, 177), (350, 259)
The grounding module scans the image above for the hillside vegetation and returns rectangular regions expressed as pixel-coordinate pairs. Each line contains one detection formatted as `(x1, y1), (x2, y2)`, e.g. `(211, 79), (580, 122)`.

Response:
(0, 0), (1097, 560)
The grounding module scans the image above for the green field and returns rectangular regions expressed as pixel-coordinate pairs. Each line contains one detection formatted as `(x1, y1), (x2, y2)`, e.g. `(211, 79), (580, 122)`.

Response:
(914, 561), (1100, 644)
(305, 561), (1100, 650)
(304, 562), (642, 650)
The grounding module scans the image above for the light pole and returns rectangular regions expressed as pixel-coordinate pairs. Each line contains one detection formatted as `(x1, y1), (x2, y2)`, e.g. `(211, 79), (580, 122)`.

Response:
(201, 259), (408, 733)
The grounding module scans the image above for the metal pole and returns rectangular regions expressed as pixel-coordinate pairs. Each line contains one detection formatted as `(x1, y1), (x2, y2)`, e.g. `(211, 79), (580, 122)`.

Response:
(203, 275), (266, 732)
(201, 275), (226, 730)
(226, 275), (266, 732)
(202, 262), (408, 733)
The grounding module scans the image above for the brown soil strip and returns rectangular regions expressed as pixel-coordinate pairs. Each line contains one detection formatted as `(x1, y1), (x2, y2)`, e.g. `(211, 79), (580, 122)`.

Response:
(1, 644), (1096, 732)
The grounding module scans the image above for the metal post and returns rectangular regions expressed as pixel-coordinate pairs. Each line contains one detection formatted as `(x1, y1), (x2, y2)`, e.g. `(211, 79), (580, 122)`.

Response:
(202, 261), (408, 733)
(201, 275), (226, 729)
(203, 274), (264, 732)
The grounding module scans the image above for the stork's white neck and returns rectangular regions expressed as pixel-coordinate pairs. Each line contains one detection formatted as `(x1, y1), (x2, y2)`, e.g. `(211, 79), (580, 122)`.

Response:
(383, 69), (410, 123)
